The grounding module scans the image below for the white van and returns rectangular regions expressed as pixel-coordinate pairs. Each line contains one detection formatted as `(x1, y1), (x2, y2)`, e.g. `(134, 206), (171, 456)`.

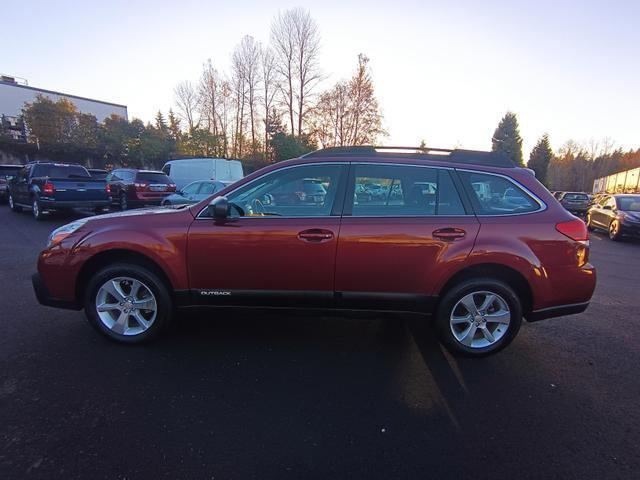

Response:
(161, 158), (244, 189)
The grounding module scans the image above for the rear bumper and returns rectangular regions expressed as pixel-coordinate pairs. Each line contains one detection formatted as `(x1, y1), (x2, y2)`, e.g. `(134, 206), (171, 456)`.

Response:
(32, 273), (81, 310)
(526, 301), (589, 322)
(39, 199), (111, 210)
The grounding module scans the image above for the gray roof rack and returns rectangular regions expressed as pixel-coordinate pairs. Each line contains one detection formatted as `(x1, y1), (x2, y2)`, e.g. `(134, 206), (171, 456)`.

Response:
(302, 145), (515, 168)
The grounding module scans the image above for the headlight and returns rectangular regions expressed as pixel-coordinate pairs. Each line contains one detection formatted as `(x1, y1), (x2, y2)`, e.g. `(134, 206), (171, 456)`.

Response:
(47, 219), (88, 247)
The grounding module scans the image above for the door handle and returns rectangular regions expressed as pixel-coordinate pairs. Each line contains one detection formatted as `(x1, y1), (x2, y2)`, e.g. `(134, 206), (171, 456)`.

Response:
(433, 228), (466, 241)
(298, 229), (334, 243)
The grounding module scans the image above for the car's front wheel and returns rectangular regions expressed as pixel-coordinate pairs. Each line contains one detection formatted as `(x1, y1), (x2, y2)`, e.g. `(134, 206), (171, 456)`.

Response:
(84, 263), (172, 343)
(609, 220), (621, 241)
(8, 193), (22, 212)
(435, 278), (522, 356)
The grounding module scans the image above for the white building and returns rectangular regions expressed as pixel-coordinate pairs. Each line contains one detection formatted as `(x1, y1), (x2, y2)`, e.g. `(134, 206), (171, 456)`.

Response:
(0, 75), (127, 124)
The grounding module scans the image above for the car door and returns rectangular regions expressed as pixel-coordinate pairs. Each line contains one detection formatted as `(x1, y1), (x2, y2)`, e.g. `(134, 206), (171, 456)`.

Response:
(187, 163), (347, 308)
(600, 196), (617, 227)
(334, 163), (479, 311)
(14, 166), (31, 204)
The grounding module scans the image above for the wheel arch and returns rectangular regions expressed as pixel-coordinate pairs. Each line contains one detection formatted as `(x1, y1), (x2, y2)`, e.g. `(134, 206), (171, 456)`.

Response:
(75, 249), (175, 305)
(437, 263), (533, 317)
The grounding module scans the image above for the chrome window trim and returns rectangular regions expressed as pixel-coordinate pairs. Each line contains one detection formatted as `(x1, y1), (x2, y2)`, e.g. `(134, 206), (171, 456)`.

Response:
(455, 167), (547, 217)
(196, 161), (546, 220)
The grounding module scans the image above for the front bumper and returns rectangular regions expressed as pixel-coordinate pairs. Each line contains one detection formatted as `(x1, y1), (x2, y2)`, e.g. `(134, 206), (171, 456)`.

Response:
(32, 272), (82, 310)
(621, 222), (640, 237)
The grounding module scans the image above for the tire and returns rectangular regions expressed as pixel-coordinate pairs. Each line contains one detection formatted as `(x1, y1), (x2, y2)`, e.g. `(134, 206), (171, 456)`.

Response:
(609, 220), (621, 241)
(8, 193), (22, 212)
(84, 263), (172, 344)
(586, 213), (595, 231)
(434, 278), (522, 357)
(32, 197), (44, 221)
(119, 193), (128, 210)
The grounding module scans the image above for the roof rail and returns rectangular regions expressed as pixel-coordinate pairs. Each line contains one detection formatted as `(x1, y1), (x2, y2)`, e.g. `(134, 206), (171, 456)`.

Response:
(302, 145), (515, 168)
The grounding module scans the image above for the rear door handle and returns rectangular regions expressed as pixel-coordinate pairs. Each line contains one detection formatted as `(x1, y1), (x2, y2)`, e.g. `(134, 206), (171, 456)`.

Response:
(298, 229), (334, 243)
(433, 228), (466, 241)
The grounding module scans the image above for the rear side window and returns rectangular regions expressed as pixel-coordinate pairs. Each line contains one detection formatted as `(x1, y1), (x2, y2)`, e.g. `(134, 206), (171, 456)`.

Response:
(350, 165), (465, 216)
(459, 171), (540, 215)
(136, 172), (172, 184)
(563, 193), (588, 201)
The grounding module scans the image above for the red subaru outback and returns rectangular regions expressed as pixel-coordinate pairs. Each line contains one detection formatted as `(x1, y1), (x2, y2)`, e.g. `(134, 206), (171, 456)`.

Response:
(33, 147), (596, 356)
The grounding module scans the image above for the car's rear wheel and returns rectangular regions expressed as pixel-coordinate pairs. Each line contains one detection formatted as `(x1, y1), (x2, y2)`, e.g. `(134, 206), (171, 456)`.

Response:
(435, 278), (522, 356)
(8, 193), (22, 212)
(32, 198), (44, 221)
(119, 193), (128, 210)
(84, 263), (172, 343)
(609, 220), (621, 241)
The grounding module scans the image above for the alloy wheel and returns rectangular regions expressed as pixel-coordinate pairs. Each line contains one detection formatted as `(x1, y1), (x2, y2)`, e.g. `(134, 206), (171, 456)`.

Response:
(609, 220), (620, 240)
(449, 290), (511, 349)
(95, 276), (157, 336)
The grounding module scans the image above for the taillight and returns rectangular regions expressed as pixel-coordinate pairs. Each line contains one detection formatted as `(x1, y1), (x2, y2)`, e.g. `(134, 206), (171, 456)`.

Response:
(43, 181), (55, 196)
(556, 219), (588, 242)
(168, 184), (176, 192)
(105, 184), (111, 195)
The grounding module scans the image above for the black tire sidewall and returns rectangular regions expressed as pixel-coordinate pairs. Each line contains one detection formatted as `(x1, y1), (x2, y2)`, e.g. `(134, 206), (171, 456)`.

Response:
(32, 198), (43, 220)
(609, 220), (621, 241)
(119, 193), (127, 210)
(435, 278), (522, 356)
(84, 263), (172, 344)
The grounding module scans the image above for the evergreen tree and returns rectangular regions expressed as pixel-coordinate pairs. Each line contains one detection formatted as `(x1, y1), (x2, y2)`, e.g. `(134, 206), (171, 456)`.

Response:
(167, 109), (182, 141)
(492, 112), (523, 166)
(155, 111), (168, 133)
(528, 134), (553, 184)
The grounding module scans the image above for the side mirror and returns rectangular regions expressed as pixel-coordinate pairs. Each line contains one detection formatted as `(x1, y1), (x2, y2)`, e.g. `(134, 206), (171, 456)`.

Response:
(603, 205), (612, 210)
(209, 196), (229, 220)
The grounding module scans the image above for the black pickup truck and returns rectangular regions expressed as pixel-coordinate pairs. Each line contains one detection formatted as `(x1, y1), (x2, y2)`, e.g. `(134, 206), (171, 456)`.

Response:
(8, 163), (111, 220)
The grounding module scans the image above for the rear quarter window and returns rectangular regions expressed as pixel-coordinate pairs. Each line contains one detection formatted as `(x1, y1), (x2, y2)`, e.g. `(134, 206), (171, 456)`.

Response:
(458, 171), (541, 215)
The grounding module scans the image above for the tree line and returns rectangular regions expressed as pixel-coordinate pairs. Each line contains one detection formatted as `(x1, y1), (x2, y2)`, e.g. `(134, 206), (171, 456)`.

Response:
(491, 111), (640, 191)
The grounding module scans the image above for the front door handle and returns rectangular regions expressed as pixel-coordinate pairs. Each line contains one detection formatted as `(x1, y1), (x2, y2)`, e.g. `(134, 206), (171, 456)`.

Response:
(298, 229), (334, 243)
(433, 228), (466, 241)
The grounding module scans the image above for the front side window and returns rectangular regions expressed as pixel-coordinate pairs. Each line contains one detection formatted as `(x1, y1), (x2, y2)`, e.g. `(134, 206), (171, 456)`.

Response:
(224, 164), (344, 217)
(459, 171), (540, 215)
(349, 164), (465, 216)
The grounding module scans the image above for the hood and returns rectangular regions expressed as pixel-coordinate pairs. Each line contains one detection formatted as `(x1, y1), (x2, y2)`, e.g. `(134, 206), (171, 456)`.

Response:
(87, 205), (191, 222)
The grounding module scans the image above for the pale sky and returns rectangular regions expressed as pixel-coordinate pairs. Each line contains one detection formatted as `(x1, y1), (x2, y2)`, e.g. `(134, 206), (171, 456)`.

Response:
(4, 0), (639, 157)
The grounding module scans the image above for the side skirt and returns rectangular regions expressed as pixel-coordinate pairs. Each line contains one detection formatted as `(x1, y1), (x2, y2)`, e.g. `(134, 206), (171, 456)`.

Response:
(175, 289), (438, 315)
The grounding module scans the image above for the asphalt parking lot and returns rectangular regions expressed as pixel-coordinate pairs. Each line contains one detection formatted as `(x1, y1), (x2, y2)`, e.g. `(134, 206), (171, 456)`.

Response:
(1, 206), (639, 480)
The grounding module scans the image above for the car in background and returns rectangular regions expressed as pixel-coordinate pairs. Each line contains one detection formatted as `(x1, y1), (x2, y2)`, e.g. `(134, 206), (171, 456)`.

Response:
(161, 158), (244, 189)
(270, 177), (327, 205)
(161, 180), (227, 206)
(587, 193), (640, 240)
(552, 191), (564, 200)
(87, 168), (108, 180)
(33, 146), (596, 357)
(557, 191), (590, 216)
(0, 164), (22, 203)
(8, 162), (111, 219)
(107, 169), (176, 210)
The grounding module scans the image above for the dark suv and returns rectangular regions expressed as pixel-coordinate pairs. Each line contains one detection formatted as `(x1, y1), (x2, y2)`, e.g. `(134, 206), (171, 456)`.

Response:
(107, 169), (176, 209)
(33, 146), (596, 356)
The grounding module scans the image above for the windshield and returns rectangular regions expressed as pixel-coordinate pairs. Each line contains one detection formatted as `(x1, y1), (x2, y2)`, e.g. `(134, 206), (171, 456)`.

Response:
(32, 164), (90, 179)
(618, 196), (640, 212)
(563, 193), (588, 201)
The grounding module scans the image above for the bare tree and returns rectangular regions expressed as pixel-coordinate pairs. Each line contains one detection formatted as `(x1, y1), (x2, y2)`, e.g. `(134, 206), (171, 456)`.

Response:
(198, 59), (221, 136)
(174, 81), (201, 131)
(231, 48), (248, 158)
(232, 36), (262, 156)
(271, 8), (321, 136)
(312, 54), (385, 147)
(261, 46), (278, 160)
